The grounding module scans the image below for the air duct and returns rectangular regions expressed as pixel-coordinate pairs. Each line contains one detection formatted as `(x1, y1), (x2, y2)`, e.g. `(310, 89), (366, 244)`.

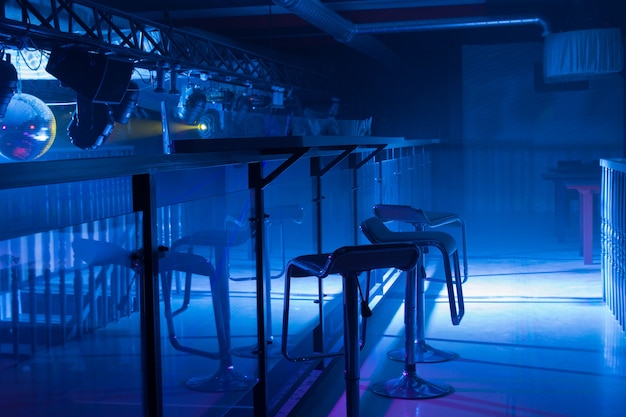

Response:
(273, 0), (550, 65)
(353, 16), (550, 37)
(272, 0), (401, 67)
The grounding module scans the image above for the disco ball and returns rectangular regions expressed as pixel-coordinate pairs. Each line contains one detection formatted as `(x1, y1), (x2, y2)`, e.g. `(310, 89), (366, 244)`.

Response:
(0, 93), (57, 161)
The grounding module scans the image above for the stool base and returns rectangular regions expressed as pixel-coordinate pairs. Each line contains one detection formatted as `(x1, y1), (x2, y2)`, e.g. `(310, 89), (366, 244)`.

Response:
(186, 366), (255, 392)
(388, 340), (458, 363)
(370, 370), (452, 399)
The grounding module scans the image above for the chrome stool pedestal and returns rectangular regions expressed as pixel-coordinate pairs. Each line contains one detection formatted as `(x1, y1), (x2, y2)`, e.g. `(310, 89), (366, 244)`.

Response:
(369, 264), (452, 399)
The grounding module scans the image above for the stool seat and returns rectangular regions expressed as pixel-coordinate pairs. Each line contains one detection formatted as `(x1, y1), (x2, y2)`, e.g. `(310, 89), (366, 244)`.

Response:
(282, 243), (420, 417)
(362, 224), (458, 255)
(374, 204), (468, 283)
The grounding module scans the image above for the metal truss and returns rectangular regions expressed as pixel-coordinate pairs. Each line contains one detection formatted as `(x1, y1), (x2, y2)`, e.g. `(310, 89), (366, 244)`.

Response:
(0, 0), (330, 95)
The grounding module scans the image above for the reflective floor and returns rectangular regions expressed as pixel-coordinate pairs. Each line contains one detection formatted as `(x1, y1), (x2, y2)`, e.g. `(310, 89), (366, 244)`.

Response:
(292, 212), (626, 417)
(2, 211), (625, 417)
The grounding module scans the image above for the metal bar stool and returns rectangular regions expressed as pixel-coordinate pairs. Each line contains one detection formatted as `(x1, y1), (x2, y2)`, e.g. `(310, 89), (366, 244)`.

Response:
(72, 237), (253, 392)
(170, 228), (255, 392)
(361, 216), (464, 365)
(282, 243), (420, 417)
(374, 204), (468, 283)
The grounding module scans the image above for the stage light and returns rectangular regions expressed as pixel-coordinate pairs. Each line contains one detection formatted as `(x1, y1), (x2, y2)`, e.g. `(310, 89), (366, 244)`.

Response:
(197, 113), (216, 138)
(68, 93), (115, 150)
(0, 93), (56, 161)
(46, 47), (134, 104)
(154, 62), (166, 93)
(111, 81), (139, 124)
(0, 53), (18, 119)
(169, 64), (180, 95)
(175, 85), (206, 125)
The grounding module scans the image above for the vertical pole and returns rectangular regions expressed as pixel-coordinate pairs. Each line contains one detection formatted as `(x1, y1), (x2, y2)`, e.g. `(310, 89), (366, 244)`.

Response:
(310, 157), (325, 354)
(132, 174), (163, 417)
(405, 268), (418, 371)
(249, 162), (269, 416)
(343, 272), (360, 417)
(350, 154), (359, 245)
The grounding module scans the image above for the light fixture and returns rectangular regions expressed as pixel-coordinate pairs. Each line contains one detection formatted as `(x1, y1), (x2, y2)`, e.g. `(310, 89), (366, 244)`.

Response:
(111, 81), (139, 124)
(0, 93), (56, 161)
(46, 47), (134, 104)
(154, 62), (166, 93)
(176, 85), (206, 125)
(169, 64), (180, 95)
(197, 112), (216, 138)
(0, 52), (18, 119)
(67, 93), (115, 150)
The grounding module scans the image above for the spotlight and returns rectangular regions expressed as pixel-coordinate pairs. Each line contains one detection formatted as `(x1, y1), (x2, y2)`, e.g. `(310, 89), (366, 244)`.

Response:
(176, 85), (206, 125)
(197, 113), (216, 138)
(0, 53), (18, 119)
(68, 93), (115, 150)
(154, 62), (166, 93)
(169, 64), (180, 95)
(111, 81), (139, 124)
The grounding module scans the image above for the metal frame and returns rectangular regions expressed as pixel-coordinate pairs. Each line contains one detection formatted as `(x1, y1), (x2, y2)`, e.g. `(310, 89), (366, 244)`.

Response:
(1, 0), (329, 94)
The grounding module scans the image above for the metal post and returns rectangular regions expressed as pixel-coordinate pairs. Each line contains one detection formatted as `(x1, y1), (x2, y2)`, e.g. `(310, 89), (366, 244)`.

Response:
(132, 173), (163, 417)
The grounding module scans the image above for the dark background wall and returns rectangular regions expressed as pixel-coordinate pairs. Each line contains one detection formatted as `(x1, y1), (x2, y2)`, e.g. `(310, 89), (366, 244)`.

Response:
(336, 39), (624, 216)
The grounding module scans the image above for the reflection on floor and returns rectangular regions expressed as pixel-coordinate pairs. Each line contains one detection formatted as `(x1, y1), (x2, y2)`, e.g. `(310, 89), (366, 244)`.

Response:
(292, 212), (626, 417)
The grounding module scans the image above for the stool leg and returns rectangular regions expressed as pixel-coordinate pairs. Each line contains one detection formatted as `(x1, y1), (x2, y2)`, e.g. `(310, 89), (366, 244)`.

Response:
(232, 223), (278, 358)
(186, 246), (254, 392)
(370, 268), (452, 399)
(387, 252), (457, 363)
(343, 272), (361, 417)
(459, 219), (469, 283)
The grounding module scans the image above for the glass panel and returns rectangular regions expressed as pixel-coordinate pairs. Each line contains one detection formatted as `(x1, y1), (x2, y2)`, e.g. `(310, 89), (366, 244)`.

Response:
(156, 165), (258, 417)
(0, 212), (143, 416)
(261, 158), (326, 414)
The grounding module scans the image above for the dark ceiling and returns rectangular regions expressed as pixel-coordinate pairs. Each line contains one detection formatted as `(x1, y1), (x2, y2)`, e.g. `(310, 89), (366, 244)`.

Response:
(95, 0), (626, 62)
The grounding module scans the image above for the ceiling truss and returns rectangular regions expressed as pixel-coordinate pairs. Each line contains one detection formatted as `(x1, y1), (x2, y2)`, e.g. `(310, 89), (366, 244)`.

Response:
(0, 0), (330, 95)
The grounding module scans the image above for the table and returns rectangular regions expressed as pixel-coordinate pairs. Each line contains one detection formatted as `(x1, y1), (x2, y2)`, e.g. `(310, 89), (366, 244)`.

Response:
(565, 180), (601, 265)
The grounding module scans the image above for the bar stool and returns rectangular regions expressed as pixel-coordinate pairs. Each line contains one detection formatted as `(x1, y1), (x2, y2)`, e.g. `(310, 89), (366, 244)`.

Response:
(374, 204), (468, 283)
(229, 205), (304, 358)
(282, 243), (420, 417)
(265, 205), (305, 279)
(170, 227), (255, 392)
(72, 237), (253, 392)
(360, 216), (464, 364)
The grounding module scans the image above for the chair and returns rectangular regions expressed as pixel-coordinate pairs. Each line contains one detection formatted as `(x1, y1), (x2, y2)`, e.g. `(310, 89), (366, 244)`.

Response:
(373, 204), (468, 283)
(282, 243), (420, 417)
(72, 237), (254, 393)
(360, 216), (464, 363)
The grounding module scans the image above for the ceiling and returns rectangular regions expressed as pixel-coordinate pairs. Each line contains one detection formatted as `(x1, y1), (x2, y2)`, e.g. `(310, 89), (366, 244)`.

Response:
(93, 0), (625, 63)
